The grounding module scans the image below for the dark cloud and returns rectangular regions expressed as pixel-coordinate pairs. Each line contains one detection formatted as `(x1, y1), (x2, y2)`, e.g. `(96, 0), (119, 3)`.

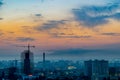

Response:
(0, 0), (3, 20)
(0, 0), (3, 7)
(35, 20), (67, 31)
(51, 32), (92, 38)
(16, 37), (35, 42)
(35, 14), (42, 17)
(21, 26), (37, 34)
(111, 13), (120, 20)
(72, 3), (120, 27)
(0, 1), (3, 5)
(0, 18), (3, 20)
(8, 31), (15, 34)
(0, 32), (3, 36)
(60, 35), (91, 38)
(0, 30), (4, 36)
(101, 32), (120, 36)
(35, 20), (92, 38)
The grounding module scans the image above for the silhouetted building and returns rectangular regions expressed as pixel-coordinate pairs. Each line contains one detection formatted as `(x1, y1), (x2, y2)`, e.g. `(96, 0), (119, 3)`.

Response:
(21, 50), (34, 75)
(92, 60), (109, 80)
(43, 52), (45, 63)
(84, 60), (109, 80)
(43, 52), (46, 71)
(84, 60), (92, 77)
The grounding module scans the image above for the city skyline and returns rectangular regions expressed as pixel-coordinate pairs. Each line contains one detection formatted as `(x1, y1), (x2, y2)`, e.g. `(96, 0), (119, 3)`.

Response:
(0, 0), (120, 60)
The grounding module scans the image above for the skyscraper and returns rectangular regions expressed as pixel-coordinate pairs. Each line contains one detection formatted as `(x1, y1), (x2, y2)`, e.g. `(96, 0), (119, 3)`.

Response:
(21, 45), (34, 75)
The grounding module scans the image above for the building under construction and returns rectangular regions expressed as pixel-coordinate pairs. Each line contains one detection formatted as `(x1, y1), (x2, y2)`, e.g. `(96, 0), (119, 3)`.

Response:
(21, 45), (34, 75)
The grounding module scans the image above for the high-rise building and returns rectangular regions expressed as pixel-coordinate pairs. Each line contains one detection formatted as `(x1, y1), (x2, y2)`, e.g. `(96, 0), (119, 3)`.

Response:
(84, 60), (92, 77)
(92, 60), (109, 80)
(84, 60), (109, 80)
(43, 52), (45, 63)
(21, 45), (34, 75)
(43, 52), (45, 70)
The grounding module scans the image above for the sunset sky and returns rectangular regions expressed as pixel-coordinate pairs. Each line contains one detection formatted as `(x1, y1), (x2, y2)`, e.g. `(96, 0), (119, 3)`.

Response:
(0, 0), (120, 60)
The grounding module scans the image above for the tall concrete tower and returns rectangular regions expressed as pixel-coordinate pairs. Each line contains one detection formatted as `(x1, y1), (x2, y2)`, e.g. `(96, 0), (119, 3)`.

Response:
(43, 52), (45, 63)
(43, 52), (46, 73)
(21, 44), (35, 75)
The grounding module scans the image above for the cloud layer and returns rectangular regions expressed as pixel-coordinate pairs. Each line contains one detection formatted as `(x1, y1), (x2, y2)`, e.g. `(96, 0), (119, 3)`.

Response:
(101, 32), (120, 36)
(72, 3), (120, 27)
(35, 20), (66, 31)
(16, 37), (35, 42)
(49, 47), (120, 60)
(0, 0), (3, 7)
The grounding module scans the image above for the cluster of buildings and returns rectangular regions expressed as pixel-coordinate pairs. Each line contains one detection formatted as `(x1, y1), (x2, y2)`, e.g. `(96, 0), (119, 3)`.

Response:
(0, 45), (120, 80)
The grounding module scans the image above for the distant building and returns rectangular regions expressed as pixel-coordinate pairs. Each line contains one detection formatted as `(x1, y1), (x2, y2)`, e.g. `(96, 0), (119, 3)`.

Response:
(21, 50), (34, 75)
(84, 60), (109, 80)
(92, 60), (109, 80)
(84, 60), (92, 77)
(43, 52), (45, 71)
(109, 60), (120, 80)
